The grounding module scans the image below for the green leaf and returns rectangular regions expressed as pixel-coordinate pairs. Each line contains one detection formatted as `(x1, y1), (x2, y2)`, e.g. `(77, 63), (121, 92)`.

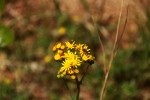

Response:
(0, 0), (5, 13)
(0, 24), (14, 47)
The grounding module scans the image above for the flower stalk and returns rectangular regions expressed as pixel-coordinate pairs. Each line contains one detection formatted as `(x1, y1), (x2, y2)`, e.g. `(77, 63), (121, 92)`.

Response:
(53, 41), (95, 99)
(75, 76), (80, 100)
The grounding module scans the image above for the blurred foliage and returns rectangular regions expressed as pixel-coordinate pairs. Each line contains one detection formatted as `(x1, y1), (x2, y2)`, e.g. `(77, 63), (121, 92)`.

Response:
(0, 0), (14, 47)
(0, 82), (30, 100)
(105, 9), (150, 100)
(0, 0), (5, 15)
(0, 24), (14, 47)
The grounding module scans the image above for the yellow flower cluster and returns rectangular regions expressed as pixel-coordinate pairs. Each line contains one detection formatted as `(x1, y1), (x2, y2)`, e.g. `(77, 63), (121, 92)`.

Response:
(53, 41), (94, 79)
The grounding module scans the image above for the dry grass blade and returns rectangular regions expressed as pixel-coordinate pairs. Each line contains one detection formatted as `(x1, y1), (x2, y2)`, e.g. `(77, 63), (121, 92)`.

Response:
(91, 16), (106, 70)
(116, 5), (129, 51)
(99, 0), (124, 100)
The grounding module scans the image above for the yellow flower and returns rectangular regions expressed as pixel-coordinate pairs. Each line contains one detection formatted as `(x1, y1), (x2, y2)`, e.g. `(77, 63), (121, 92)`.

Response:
(82, 55), (89, 61)
(58, 27), (66, 35)
(75, 44), (83, 50)
(65, 51), (81, 66)
(60, 45), (65, 49)
(88, 55), (95, 61)
(57, 51), (81, 79)
(68, 70), (74, 74)
(75, 44), (90, 56)
(74, 69), (79, 73)
(54, 53), (61, 60)
(65, 41), (74, 49)
(71, 75), (76, 79)
(57, 60), (71, 78)
(53, 41), (95, 79)
(83, 45), (90, 51)
(57, 50), (63, 54)
(82, 54), (95, 61)
(52, 46), (57, 51)
(53, 42), (62, 51)
(56, 42), (61, 49)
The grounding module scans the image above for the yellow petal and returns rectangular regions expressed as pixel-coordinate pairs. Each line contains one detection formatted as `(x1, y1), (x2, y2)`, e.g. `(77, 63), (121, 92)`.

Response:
(52, 46), (56, 51)
(54, 54), (61, 60)
(68, 70), (74, 74)
(57, 50), (63, 54)
(57, 75), (60, 78)
(71, 75), (76, 79)
(74, 69), (79, 73)
(82, 55), (88, 61)
(56, 43), (61, 48)
(61, 45), (65, 49)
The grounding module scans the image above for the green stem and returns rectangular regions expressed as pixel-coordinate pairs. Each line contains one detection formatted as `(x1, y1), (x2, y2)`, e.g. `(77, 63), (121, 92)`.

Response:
(75, 64), (90, 100)
(75, 76), (80, 100)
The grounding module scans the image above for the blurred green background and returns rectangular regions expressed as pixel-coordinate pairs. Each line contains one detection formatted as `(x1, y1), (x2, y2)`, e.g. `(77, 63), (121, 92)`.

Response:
(0, 0), (150, 100)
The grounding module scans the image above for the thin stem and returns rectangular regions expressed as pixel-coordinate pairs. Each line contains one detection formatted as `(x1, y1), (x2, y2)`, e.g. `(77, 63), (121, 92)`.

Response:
(91, 16), (106, 71)
(80, 64), (90, 84)
(116, 5), (129, 51)
(99, 0), (124, 100)
(113, 0), (124, 53)
(75, 64), (91, 100)
(99, 51), (115, 100)
(75, 76), (80, 100)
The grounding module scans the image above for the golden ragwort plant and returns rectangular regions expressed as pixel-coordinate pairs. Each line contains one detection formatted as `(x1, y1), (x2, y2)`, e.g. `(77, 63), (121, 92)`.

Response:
(53, 41), (95, 79)
(52, 41), (95, 100)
